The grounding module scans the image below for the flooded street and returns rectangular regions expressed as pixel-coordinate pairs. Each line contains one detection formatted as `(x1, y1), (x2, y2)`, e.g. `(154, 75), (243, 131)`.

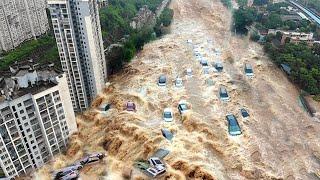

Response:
(36, 0), (320, 179)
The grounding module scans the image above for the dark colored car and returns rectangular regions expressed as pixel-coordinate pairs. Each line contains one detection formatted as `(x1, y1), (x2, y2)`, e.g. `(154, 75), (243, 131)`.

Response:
(126, 101), (136, 111)
(244, 63), (254, 78)
(219, 87), (230, 101)
(178, 101), (188, 114)
(214, 62), (223, 72)
(226, 114), (242, 136)
(54, 169), (79, 180)
(77, 153), (105, 165)
(158, 75), (167, 86)
(240, 108), (249, 120)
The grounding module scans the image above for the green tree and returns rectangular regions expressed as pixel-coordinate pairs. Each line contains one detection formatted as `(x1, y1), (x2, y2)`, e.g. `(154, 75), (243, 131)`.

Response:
(233, 7), (257, 34)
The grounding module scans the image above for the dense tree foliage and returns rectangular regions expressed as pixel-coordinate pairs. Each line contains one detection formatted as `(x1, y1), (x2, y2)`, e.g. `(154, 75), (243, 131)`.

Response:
(100, 0), (173, 73)
(221, 0), (232, 9)
(264, 42), (320, 95)
(232, 0), (320, 97)
(237, 0), (248, 7)
(253, 0), (268, 6)
(233, 7), (257, 34)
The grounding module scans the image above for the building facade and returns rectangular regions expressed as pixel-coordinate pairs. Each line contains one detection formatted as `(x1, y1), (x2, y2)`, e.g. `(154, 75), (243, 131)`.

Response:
(0, 65), (77, 178)
(0, 0), (49, 52)
(48, 0), (107, 112)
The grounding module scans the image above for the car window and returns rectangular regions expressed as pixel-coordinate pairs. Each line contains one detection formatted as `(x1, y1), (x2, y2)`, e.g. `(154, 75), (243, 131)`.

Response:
(164, 112), (172, 118)
(155, 160), (162, 164)
(245, 68), (253, 73)
(180, 104), (187, 110)
(241, 109), (249, 117)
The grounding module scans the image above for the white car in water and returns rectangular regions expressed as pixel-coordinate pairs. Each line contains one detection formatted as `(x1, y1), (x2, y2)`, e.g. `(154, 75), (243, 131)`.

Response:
(186, 68), (193, 77)
(163, 108), (173, 122)
(175, 77), (183, 87)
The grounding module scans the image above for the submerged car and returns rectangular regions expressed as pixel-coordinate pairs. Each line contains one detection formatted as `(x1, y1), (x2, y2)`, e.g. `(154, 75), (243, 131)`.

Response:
(54, 169), (79, 180)
(163, 108), (173, 122)
(158, 75), (167, 86)
(149, 157), (165, 168)
(219, 87), (230, 101)
(146, 165), (166, 177)
(214, 62), (223, 72)
(200, 59), (208, 66)
(226, 114), (242, 136)
(53, 165), (83, 179)
(77, 153), (105, 165)
(126, 101), (136, 111)
(240, 108), (250, 120)
(186, 68), (193, 77)
(178, 101), (189, 114)
(175, 77), (183, 87)
(244, 63), (254, 78)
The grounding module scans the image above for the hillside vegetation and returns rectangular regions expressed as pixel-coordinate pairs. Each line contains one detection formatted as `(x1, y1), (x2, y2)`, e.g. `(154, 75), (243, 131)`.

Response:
(100, 0), (173, 73)
(232, 2), (320, 98)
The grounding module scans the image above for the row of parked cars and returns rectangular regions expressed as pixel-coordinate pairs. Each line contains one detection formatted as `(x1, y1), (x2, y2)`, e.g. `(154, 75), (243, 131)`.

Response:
(53, 153), (105, 180)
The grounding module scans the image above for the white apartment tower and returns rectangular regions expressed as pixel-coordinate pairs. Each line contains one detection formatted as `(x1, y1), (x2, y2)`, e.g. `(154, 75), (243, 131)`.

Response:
(0, 0), (49, 51)
(48, 0), (107, 112)
(0, 63), (77, 178)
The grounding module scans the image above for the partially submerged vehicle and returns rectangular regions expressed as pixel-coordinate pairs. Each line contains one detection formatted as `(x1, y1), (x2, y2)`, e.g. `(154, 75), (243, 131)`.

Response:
(158, 75), (167, 86)
(226, 114), (242, 136)
(161, 129), (173, 140)
(178, 101), (189, 114)
(200, 59), (208, 66)
(240, 108), (250, 120)
(244, 63), (254, 78)
(53, 165), (83, 179)
(77, 153), (105, 166)
(126, 101), (136, 112)
(146, 157), (166, 177)
(214, 62), (223, 72)
(175, 77), (183, 87)
(163, 108), (173, 122)
(219, 86), (230, 101)
(54, 169), (79, 180)
(186, 68), (193, 77)
(99, 103), (111, 111)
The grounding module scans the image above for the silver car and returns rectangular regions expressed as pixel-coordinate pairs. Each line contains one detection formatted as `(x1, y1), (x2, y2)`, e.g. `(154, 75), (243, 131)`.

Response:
(158, 75), (167, 86)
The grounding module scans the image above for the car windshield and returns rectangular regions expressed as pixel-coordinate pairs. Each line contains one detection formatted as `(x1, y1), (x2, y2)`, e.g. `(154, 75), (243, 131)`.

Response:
(159, 76), (166, 83)
(227, 115), (237, 125)
(127, 103), (134, 108)
(180, 104), (187, 110)
(220, 88), (228, 98)
(164, 112), (172, 118)
(155, 160), (162, 164)
(245, 68), (253, 73)
(220, 92), (228, 98)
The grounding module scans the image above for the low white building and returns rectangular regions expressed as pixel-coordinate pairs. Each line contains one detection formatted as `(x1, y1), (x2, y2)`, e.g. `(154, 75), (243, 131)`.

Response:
(0, 64), (77, 178)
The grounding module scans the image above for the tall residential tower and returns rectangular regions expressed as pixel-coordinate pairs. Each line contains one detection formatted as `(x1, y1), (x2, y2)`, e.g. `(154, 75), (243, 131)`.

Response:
(48, 0), (107, 112)
(0, 0), (49, 51)
(0, 62), (77, 178)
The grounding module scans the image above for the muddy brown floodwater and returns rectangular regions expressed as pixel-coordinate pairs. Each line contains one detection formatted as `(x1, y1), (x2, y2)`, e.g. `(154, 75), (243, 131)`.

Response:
(34, 0), (320, 179)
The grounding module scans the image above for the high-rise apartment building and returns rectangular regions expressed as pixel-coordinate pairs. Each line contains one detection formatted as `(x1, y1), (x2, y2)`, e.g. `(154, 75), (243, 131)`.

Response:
(0, 0), (49, 51)
(0, 62), (77, 178)
(48, 0), (107, 112)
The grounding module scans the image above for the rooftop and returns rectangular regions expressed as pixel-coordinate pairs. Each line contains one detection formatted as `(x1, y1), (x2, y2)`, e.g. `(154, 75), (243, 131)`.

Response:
(0, 60), (62, 103)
